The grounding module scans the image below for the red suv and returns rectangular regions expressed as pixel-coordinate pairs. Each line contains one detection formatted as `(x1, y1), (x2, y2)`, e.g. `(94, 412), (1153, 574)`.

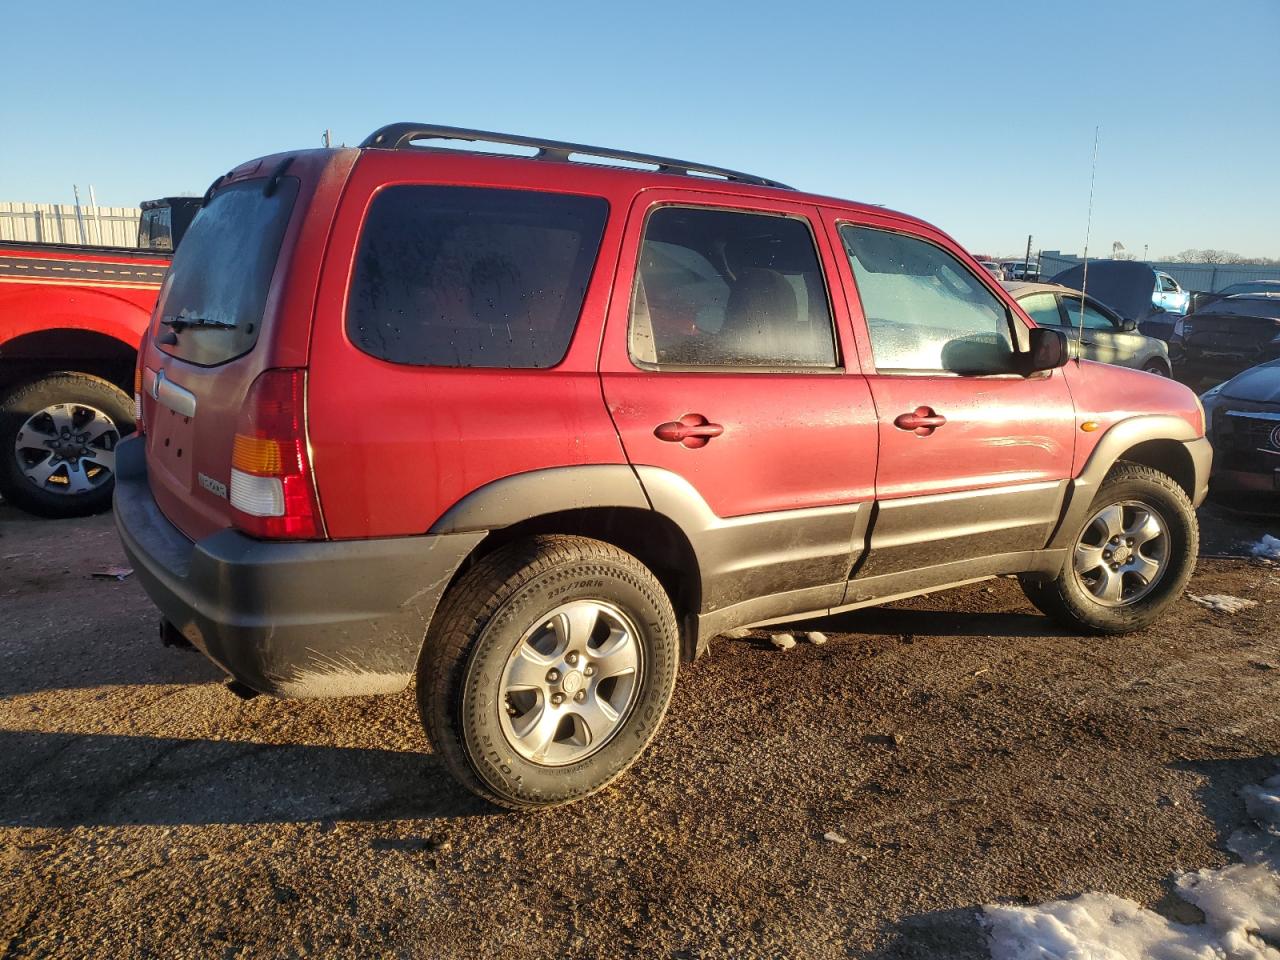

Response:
(115, 124), (1211, 809)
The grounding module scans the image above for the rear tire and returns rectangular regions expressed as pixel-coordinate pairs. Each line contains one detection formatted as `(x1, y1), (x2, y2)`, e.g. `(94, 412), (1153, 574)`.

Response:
(1019, 462), (1197, 633)
(1142, 360), (1170, 377)
(418, 535), (680, 810)
(0, 372), (134, 518)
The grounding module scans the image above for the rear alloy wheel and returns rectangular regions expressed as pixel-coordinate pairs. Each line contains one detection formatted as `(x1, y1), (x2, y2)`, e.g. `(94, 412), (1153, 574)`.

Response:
(0, 373), (134, 518)
(419, 535), (679, 809)
(1019, 462), (1197, 633)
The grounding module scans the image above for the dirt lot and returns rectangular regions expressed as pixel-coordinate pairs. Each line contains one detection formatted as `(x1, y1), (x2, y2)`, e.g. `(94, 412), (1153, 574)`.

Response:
(1, 502), (1277, 959)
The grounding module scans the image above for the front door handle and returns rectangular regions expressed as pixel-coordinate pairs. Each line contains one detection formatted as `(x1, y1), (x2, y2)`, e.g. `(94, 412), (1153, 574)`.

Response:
(893, 406), (946, 436)
(654, 414), (724, 449)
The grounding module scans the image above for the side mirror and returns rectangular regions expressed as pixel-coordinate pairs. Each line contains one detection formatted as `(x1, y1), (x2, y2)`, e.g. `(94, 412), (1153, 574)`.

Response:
(1121, 319), (1138, 332)
(1020, 327), (1069, 374)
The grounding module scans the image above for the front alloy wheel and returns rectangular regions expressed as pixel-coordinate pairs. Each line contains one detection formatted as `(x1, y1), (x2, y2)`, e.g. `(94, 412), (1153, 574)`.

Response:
(1019, 462), (1198, 634)
(1073, 500), (1169, 606)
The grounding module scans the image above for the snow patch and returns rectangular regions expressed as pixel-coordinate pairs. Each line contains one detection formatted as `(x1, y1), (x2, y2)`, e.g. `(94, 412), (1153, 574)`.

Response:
(1251, 535), (1280, 560)
(1188, 594), (1259, 614)
(983, 775), (1280, 960)
(806, 631), (828, 645)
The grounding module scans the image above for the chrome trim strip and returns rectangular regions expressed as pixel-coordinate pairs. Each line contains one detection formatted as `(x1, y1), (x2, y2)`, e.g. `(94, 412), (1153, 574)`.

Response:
(1227, 410), (1280, 422)
(155, 373), (196, 418)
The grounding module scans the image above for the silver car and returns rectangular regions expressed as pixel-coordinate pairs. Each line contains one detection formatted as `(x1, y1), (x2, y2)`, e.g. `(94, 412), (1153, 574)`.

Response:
(1004, 281), (1171, 376)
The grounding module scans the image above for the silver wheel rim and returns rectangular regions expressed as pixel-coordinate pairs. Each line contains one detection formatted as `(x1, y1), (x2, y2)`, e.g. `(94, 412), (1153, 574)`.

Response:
(498, 600), (643, 767)
(1073, 499), (1170, 607)
(14, 402), (120, 496)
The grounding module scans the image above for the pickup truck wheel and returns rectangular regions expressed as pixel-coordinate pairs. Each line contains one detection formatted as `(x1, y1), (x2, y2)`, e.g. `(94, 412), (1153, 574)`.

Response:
(1019, 462), (1198, 633)
(0, 373), (134, 518)
(418, 535), (680, 810)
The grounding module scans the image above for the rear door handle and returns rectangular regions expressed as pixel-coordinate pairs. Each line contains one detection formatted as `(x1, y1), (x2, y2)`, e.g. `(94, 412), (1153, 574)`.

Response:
(654, 414), (724, 449)
(893, 406), (946, 436)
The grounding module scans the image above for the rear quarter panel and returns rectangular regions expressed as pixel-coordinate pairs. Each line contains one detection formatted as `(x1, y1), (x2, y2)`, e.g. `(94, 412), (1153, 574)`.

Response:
(306, 151), (638, 538)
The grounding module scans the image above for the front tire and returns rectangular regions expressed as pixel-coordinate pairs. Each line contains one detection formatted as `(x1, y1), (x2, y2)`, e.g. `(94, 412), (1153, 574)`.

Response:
(0, 372), (134, 518)
(1019, 462), (1198, 633)
(418, 535), (680, 810)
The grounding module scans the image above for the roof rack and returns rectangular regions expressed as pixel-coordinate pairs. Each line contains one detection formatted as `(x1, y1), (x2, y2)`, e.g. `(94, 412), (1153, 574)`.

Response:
(360, 123), (792, 190)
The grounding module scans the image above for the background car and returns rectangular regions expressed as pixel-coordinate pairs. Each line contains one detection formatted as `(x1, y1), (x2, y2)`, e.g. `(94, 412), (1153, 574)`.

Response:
(1173, 288), (1280, 388)
(976, 259), (1003, 280)
(1050, 261), (1182, 342)
(1153, 270), (1190, 314)
(1187, 279), (1280, 316)
(1004, 281), (1171, 375)
(1200, 358), (1280, 509)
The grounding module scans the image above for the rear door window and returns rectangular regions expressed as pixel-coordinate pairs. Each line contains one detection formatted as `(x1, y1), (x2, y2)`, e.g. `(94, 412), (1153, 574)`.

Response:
(347, 186), (608, 368)
(154, 178), (299, 366)
(629, 206), (837, 368)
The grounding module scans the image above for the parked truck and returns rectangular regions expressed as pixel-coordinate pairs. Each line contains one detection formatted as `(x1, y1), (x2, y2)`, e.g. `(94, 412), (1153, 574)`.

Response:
(0, 197), (199, 517)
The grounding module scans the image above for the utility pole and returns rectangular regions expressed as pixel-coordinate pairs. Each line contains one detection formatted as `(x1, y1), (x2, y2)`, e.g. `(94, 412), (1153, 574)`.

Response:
(72, 184), (87, 244)
(1023, 235), (1033, 279)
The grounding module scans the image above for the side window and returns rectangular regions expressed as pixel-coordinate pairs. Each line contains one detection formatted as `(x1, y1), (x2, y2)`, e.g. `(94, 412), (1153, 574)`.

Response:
(840, 225), (1016, 374)
(1017, 292), (1065, 327)
(1061, 296), (1116, 331)
(348, 186), (608, 369)
(1158, 275), (1177, 292)
(629, 206), (837, 368)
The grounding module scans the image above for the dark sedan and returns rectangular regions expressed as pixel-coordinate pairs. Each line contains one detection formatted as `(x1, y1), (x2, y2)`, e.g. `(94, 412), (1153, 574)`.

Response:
(1201, 358), (1280, 509)
(1174, 289), (1280, 387)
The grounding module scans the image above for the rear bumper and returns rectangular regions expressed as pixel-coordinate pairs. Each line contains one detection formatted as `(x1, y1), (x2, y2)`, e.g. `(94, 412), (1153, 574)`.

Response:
(112, 437), (485, 697)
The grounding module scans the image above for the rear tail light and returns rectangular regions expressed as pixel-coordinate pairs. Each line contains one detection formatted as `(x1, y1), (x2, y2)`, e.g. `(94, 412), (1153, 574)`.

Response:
(133, 365), (144, 434)
(229, 368), (322, 540)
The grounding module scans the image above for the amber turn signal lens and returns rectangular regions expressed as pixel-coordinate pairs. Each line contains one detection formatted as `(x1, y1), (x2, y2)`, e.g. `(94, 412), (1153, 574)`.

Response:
(1081, 421), (1100, 432)
(232, 433), (285, 475)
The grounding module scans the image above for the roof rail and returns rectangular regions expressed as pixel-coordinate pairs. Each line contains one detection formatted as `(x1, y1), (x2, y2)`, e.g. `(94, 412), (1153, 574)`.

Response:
(360, 123), (792, 190)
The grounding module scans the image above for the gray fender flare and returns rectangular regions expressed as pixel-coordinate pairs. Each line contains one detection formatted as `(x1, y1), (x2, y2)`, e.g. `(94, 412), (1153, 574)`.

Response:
(1046, 415), (1210, 551)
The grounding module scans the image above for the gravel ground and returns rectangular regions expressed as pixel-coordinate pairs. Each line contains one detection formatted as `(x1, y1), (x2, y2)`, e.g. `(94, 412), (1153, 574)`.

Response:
(1, 501), (1278, 959)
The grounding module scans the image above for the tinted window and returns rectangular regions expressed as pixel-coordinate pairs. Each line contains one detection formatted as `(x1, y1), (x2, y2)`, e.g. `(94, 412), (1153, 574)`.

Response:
(840, 226), (1015, 374)
(1061, 296), (1116, 330)
(1018, 292), (1064, 326)
(630, 206), (836, 368)
(155, 178), (299, 366)
(348, 186), (607, 368)
(1158, 275), (1177, 292)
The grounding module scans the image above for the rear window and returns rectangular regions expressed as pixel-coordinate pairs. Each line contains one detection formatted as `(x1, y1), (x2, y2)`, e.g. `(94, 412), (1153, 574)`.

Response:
(154, 178), (299, 366)
(347, 186), (608, 368)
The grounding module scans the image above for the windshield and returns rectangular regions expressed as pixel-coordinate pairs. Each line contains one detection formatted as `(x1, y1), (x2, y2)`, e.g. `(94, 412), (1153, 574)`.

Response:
(154, 178), (299, 366)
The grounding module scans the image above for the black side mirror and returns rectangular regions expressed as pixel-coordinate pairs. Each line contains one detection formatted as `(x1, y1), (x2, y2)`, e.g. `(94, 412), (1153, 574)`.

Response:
(1120, 319), (1138, 332)
(1020, 327), (1069, 374)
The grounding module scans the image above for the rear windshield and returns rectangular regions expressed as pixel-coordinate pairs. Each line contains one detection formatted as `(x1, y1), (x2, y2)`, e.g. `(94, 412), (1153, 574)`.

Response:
(347, 186), (608, 368)
(154, 177), (299, 366)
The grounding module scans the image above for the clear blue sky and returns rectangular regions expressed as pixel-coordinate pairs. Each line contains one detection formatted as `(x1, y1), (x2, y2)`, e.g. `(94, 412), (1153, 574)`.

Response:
(3, 0), (1276, 259)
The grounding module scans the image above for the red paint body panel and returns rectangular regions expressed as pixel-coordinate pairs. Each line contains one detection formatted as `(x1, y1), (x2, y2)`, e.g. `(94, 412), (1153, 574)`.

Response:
(0, 241), (167, 349)
(599, 189), (877, 518)
(817, 207), (1077, 498)
(305, 150), (632, 538)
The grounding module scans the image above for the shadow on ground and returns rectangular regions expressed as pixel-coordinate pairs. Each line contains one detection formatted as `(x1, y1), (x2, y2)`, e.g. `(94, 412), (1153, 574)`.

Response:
(0, 730), (490, 827)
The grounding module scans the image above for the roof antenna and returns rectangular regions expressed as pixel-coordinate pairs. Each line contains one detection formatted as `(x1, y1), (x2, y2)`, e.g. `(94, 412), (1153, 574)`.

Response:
(1075, 126), (1101, 357)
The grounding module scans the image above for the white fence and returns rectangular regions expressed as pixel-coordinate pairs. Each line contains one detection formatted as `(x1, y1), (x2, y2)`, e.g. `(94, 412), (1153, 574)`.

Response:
(0, 202), (141, 247)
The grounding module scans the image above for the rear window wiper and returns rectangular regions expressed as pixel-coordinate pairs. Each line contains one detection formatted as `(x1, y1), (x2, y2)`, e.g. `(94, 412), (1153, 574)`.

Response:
(160, 315), (236, 333)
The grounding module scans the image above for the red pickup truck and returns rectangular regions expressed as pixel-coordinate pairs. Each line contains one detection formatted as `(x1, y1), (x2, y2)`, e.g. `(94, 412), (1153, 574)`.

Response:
(0, 198), (198, 517)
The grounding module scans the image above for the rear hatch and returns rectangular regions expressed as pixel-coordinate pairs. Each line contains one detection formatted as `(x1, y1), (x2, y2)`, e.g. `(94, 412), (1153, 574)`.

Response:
(139, 150), (354, 542)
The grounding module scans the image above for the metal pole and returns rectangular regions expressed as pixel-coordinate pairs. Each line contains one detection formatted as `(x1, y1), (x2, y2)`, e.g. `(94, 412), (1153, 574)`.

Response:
(88, 185), (99, 243)
(1023, 235), (1032, 279)
(323, 129), (332, 148)
(72, 185), (87, 244)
